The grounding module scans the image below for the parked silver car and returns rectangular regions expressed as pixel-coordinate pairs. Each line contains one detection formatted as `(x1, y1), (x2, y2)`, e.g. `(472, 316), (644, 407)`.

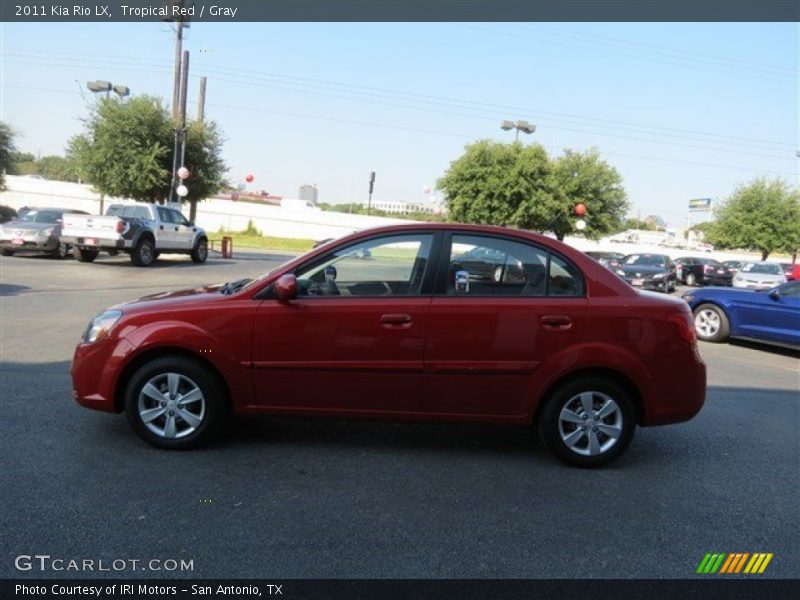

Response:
(0, 207), (89, 258)
(732, 262), (786, 290)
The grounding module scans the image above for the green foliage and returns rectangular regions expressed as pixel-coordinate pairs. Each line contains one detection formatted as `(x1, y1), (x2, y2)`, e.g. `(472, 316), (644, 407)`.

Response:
(0, 122), (15, 191)
(623, 218), (657, 231)
(438, 141), (628, 240)
(706, 178), (800, 260)
(243, 219), (261, 236)
(67, 96), (226, 208)
(319, 202), (445, 222)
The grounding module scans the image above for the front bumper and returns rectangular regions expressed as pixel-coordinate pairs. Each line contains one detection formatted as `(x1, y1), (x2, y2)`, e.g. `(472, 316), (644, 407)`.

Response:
(701, 275), (733, 286)
(0, 235), (59, 252)
(624, 277), (671, 292)
(71, 337), (136, 412)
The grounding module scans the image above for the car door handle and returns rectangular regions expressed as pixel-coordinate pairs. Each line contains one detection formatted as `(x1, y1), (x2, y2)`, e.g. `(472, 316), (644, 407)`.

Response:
(540, 315), (572, 330)
(380, 313), (412, 328)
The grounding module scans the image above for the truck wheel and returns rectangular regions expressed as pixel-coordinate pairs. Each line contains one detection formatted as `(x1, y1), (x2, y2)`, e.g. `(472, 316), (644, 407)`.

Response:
(74, 246), (99, 263)
(685, 273), (696, 287)
(191, 238), (208, 264)
(131, 238), (156, 267)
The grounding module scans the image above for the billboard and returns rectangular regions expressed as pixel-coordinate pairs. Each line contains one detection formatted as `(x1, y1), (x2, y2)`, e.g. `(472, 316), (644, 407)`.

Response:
(689, 198), (713, 211)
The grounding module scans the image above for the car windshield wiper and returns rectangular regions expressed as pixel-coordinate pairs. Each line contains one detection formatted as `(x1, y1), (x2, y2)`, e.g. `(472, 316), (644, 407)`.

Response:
(220, 278), (253, 295)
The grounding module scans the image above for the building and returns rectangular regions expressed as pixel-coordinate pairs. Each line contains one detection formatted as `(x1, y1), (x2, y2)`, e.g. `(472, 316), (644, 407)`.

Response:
(298, 184), (319, 205)
(370, 200), (435, 215)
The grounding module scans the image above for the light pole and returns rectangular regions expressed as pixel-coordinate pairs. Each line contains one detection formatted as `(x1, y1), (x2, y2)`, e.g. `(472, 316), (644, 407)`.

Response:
(501, 120), (536, 142)
(86, 81), (130, 99)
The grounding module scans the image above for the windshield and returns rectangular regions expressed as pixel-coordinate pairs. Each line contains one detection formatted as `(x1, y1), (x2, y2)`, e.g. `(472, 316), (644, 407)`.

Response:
(741, 263), (782, 275)
(624, 255), (665, 267)
(17, 210), (61, 224)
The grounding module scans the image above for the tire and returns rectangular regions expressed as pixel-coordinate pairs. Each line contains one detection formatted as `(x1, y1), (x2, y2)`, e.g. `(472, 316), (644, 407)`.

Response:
(538, 376), (636, 468)
(51, 241), (70, 259)
(190, 237), (208, 264)
(693, 303), (730, 343)
(73, 246), (99, 263)
(107, 249), (119, 257)
(131, 237), (156, 267)
(1, 248), (14, 257)
(685, 273), (696, 287)
(124, 356), (228, 449)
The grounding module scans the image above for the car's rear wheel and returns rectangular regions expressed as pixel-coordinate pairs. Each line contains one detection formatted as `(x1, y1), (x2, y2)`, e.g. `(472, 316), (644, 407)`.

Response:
(685, 273), (696, 286)
(693, 303), (730, 343)
(131, 238), (155, 267)
(73, 246), (99, 263)
(190, 238), (208, 264)
(539, 377), (636, 468)
(125, 356), (227, 449)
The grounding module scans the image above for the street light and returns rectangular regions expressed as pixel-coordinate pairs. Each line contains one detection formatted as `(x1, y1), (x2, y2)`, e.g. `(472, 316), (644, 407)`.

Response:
(501, 119), (536, 142)
(86, 80), (130, 98)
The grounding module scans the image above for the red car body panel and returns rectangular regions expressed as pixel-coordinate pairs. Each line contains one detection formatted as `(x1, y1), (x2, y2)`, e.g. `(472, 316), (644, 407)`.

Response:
(71, 224), (706, 427)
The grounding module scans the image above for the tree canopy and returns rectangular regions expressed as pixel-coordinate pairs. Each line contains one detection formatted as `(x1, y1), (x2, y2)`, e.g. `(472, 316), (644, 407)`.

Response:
(68, 96), (227, 217)
(437, 140), (628, 240)
(0, 122), (14, 191)
(706, 177), (800, 260)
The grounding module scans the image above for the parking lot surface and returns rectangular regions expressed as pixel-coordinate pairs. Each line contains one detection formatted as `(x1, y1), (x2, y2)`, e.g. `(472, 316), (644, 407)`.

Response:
(1, 251), (798, 579)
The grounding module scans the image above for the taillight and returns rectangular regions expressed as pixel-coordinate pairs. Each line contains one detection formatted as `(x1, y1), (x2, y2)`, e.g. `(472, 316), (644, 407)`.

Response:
(667, 312), (696, 344)
(703, 265), (714, 273)
(115, 220), (125, 234)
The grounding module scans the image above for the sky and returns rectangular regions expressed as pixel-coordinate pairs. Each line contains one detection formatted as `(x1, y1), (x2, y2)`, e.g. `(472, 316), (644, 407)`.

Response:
(1, 21), (798, 228)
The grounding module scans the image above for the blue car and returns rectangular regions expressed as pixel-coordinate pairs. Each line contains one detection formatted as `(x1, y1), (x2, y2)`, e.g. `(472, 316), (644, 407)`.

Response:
(682, 281), (800, 349)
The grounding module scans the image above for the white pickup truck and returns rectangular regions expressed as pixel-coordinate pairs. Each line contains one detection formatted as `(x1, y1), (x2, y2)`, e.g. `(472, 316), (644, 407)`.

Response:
(61, 202), (208, 267)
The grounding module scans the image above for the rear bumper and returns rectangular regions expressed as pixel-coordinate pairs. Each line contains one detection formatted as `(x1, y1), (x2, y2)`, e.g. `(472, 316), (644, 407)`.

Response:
(61, 236), (126, 250)
(641, 345), (706, 426)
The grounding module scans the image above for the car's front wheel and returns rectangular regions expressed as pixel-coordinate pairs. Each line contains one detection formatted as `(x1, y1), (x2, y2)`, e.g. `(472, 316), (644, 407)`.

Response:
(124, 356), (228, 449)
(693, 303), (730, 343)
(539, 377), (636, 468)
(51, 241), (70, 259)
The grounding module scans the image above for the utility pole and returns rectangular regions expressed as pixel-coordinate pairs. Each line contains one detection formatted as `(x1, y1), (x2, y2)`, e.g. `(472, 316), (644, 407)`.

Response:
(169, 49), (190, 205)
(171, 20), (185, 120)
(197, 76), (207, 123)
(367, 171), (376, 216)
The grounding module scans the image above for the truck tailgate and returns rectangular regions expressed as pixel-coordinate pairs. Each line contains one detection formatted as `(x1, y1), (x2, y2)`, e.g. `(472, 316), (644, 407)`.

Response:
(62, 215), (123, 240)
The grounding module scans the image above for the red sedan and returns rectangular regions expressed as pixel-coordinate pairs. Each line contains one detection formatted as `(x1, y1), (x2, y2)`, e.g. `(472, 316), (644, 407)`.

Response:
(71, 224), (705, 467)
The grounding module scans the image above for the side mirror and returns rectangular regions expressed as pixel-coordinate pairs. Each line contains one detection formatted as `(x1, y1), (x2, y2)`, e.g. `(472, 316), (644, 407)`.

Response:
(274, 274), (298, 302)
(768, 289), (781, 301)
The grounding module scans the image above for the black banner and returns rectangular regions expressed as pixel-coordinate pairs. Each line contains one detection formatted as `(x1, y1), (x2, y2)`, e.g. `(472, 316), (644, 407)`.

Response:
(2, 579), (798, 600)
(1, 0), (799, 23)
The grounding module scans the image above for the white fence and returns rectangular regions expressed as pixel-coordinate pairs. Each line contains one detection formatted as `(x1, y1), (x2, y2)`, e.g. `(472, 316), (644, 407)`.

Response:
(0, 176), (414, 241)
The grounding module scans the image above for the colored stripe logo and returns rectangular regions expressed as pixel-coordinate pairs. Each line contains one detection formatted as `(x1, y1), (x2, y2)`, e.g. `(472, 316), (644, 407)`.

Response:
(696, 553), (773, 574)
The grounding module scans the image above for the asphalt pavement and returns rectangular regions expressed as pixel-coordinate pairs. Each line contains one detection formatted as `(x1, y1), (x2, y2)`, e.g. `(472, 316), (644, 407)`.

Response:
(1, 250), (798, 579)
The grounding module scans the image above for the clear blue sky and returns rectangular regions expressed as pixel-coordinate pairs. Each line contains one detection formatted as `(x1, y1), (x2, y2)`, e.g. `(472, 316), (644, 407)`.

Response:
(1, 22), (797, 228)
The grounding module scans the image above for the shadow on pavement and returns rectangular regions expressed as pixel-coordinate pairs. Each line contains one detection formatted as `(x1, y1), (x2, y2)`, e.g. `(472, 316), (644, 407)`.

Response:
(0, 283), (32, 296)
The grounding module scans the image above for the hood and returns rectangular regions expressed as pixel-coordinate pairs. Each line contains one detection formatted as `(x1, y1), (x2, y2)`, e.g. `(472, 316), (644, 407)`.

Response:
(115, 283), (229, 312)
(620, 264), (667, 275)
(2, 220), (53, 232)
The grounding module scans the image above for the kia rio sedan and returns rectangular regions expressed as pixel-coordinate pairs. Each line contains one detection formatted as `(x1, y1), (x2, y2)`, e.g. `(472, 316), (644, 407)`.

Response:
(71, 224), (706, 467)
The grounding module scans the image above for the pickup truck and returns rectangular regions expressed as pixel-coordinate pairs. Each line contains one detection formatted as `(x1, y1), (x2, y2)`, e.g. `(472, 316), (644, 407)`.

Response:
(61, 202), (208, 266)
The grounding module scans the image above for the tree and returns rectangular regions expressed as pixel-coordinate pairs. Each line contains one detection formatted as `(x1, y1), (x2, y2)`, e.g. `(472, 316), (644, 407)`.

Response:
(36, 155), (80, 182)
(549, 149), (628, 240)
(68, 96), (226, 215)
(0, 122), (15, 191)
(437, 141), (628, 241)
(707, 178), (800, 260)
(622, 218), (657, 231)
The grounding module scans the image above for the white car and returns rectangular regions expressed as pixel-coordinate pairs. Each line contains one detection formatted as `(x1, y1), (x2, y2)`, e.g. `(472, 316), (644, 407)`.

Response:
(732, 262), (787, 290)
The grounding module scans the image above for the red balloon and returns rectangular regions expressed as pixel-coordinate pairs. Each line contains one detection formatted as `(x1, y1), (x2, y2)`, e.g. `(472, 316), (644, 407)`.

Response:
(573, 203), (587, 216)
(245, 174), (254, 183)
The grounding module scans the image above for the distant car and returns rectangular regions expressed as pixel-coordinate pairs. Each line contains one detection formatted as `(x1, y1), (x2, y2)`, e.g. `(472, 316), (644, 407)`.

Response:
(674, 256), (733, 287)
(732, 262), (786, 290)
(779, 262), (800, 281)
(585, 251), (626, 272)
(0, 207), (89, 259)
(683, 280), (800, 349)
(453, 245), (523, 282)
(616, 254), (677, 293)
(721, 260), (745, 275)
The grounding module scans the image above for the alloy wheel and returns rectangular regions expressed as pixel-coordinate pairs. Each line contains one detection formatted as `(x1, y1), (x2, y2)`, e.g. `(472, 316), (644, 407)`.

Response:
(558, 391), (623, 457)
(137, 372), (206, 439)
(695, 308), (720, 337)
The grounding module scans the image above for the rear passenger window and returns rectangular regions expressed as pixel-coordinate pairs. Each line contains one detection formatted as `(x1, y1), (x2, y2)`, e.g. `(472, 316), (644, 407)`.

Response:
(446, 235), (583, 297)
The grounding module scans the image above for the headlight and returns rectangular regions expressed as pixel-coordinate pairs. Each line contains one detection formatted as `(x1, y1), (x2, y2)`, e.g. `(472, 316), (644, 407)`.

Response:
(83, 310), (122, 343)
(616, 269), (626, 276)
(653, 272), (665, 279)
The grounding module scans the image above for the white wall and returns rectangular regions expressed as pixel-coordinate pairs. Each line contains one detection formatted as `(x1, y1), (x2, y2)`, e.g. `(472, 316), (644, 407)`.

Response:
(0, 176), (414, 241)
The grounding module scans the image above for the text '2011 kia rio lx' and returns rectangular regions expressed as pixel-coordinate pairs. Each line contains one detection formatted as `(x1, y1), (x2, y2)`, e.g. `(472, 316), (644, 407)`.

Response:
(71, 224), (706, 467)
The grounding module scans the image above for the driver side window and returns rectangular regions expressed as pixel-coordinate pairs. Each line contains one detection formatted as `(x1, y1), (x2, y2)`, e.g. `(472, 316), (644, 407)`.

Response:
(295, 234), (433, 297)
